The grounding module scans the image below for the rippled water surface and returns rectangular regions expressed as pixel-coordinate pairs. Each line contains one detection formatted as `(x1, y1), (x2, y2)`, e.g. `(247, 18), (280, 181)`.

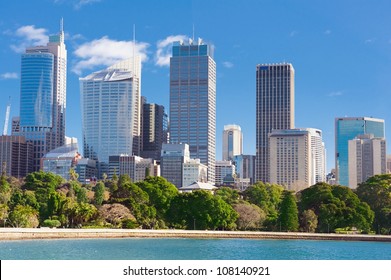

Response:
(0, 238), (390, 260)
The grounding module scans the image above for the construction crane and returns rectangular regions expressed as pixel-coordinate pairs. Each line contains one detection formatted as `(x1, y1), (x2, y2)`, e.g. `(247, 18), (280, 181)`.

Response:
(2, 97), (11, 136)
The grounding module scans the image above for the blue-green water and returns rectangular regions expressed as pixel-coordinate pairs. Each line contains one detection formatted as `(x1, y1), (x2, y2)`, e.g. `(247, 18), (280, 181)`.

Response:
(0, 238), (390, 260)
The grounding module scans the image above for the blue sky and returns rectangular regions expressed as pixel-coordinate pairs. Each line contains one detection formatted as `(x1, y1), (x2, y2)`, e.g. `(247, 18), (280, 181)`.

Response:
(0, 0), (390, 172)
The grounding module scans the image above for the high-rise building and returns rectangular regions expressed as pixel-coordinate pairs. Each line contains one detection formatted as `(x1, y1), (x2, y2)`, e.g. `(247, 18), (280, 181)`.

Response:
(222, 124), (243, 161)
(335, 117), (385, 187)
(269, 128), (326, 191)
(16, 22), (67, 171)
(141, 98), (168, 161)
(387, 155), (391, 173)
(80, 58), (141, 176)
(256, 63), (294, 184)
(0, 135), (33, 178)
(348, 134), (386, 188)
(160, 143), (190, 188)
(169, 39), (216, 184)
(233, 154), (256, 185)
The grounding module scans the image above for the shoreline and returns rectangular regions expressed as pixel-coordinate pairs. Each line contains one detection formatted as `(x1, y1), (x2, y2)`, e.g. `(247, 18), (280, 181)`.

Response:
(1, 228), (391, 242)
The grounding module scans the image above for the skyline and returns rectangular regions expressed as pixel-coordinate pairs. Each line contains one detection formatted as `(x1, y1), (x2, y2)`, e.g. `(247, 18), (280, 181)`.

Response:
(1, 0), (391, 173)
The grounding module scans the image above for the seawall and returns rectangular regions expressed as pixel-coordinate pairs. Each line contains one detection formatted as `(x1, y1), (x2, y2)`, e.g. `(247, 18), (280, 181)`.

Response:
(1, 228), (391, 242)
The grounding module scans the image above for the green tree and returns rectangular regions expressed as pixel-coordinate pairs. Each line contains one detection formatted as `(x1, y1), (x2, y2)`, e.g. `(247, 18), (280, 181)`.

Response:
(243, 182), (284, 230)
(9, 205), (39, 228)
(300, 209), (318, 233)
(93, 182), (105, 206)
(215, 187), (240, 205)
(137, 176), (178, 220)
(356, 174), (391, 234)
(278, 191), (299, 231)
(168, 190), (237, 230)
(298, 183), (374, 233)
(0, 204), (9, 226)
(0, 175), (11, 204)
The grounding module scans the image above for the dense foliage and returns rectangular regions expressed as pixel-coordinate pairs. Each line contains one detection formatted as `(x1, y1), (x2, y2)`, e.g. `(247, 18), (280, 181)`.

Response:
(0, 171), (388, 234)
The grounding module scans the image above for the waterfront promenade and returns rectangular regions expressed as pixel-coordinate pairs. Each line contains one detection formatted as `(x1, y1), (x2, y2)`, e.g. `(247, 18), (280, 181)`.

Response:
(1, 228), (391, 242)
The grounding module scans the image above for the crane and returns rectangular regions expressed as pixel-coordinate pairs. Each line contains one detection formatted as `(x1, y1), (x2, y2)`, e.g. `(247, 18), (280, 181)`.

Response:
(2, 97), (11, 136)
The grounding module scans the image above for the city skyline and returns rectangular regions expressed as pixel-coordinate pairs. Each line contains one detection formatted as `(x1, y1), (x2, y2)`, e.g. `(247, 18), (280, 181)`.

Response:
(1, 0), (391, 172)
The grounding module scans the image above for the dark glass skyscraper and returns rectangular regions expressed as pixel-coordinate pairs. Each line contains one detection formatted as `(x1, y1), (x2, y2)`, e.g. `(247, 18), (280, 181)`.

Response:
(169, 39), (216, 183)
(141, 99), (168, 161)
(256, 63), (295, 183)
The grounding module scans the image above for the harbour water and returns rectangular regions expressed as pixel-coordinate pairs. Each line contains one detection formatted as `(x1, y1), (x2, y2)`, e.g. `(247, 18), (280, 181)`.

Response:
(1, 238), (390, 260)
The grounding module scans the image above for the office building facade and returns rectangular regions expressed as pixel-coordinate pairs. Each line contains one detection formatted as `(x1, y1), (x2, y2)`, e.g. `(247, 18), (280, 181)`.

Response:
(17, 24), (67, 171)
(215, 160), (235, 186)
(0, 135), (33, 178)
(160, 143), (190, 188)
(335, 117), (385, 187)
(269, 128), (325, 191)
(80, 58), (141, 176)
(169, 39), (216, 184)
(141, 99), (168, 161)
(233, 154), (256, 185)
(222, 124), (243, 161)
(256, 63), (294, 184)
(348, 134), (386, 188)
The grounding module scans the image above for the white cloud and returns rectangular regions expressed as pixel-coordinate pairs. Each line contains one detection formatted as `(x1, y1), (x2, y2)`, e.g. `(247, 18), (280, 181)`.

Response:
(155, 35), (188, 67)
(223, 61), (234, 68)
(0, 72), (18, 79)
(365, 38), (376, 44)
(324, 30), (332, 35)
(10, 25), (49, 53)
(74, 0), (101, 10)
(328, 91), (344, 97)
(73, 36), (149, 75)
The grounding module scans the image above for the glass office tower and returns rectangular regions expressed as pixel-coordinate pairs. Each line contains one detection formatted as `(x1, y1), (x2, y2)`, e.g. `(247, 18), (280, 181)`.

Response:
(169, 39), (216, 183)
(80, 58), (140, 177)
(17, 23), (67, 171)
(256, 63), (295, 183)
(335, 117), (385, 187)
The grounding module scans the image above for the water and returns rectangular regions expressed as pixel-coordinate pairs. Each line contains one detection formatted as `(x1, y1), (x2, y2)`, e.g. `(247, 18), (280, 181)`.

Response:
(0, 238), (390, 260)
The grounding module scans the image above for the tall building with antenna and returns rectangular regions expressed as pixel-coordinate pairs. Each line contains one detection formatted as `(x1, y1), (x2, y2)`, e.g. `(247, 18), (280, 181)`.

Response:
(80, 57), (141, 177)
(15, 21), (67, 171)
(169, 38), (216, 184)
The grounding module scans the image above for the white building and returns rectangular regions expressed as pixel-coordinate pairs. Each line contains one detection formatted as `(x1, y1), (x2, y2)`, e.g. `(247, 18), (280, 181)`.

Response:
(80, 58), (141, 176)
(182, 159), (208, 188)
(215, 160), (235, 186)
(269, 128), (326, 191)
(348, 134), (387, 188)
(222, 124), (243, 161)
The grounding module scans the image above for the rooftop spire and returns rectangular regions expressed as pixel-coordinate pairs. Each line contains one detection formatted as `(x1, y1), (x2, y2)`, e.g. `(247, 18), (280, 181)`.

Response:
(60, 17), (64, 33)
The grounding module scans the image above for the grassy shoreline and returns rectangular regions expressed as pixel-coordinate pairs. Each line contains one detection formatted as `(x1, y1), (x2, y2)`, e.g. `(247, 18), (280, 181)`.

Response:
(1, 228), (391, 242)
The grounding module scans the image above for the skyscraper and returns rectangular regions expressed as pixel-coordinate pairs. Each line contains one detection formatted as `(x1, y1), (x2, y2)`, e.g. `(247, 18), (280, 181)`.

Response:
(269, 128), (326, 191)
(335, 117), (385, 187)
(348, 134), (386, 188)
(141, 98), (168, 161)
(169, 39), (216, 183)
(222, 124), (243, 161)
(80, 58), (141, 176)
(17, 22), (67, 171)
(256, 63), (295, 183)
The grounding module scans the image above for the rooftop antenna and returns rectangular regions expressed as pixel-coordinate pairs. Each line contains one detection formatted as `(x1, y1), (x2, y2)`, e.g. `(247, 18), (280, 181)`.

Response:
(2, 97), (11, 136)
(192, 24), (195, 41)
(60, 17), (64, 33)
